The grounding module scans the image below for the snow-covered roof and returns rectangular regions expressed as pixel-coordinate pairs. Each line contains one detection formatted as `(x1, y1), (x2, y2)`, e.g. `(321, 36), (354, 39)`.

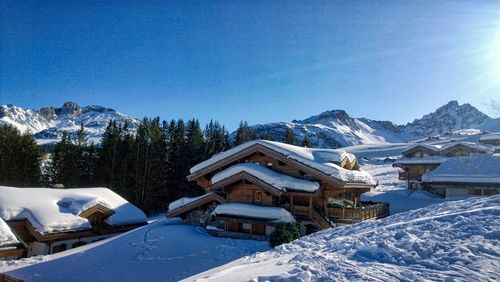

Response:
(191, 140), (375, 185)
(402, 144), (442, 155)
(0, 186), (147, 234)
(440, 142), (493, 153)
(480, 133), (500, 141)
(393, 156), (447, 166)
(168, 194), (208, 211)
(0, 217), (19, 247)
(422, 154), (500, 184)
(212, 203), (295, 223)
(211, 163), (320, 193)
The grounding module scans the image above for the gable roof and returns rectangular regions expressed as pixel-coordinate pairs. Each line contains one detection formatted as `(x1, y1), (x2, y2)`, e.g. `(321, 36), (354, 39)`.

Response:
(402, 144), (442, 156)
(439, 142), (493, 155)
(211, 163), (320, 193)
(166, 192), (226, 218)
(189, 140), (375, 186)
(422, 154), (500, 184)
(0, 217), (19, 248)
(0, 186), (147, 234)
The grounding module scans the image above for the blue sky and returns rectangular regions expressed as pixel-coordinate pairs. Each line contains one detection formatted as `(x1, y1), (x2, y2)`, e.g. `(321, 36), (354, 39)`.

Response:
(1, 1), (500, 130)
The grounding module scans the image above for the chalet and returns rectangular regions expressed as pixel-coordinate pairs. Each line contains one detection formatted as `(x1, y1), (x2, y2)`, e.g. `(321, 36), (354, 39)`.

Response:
(166, 140), (389, 238)
(394, 142), (494, 189)
(0, 186), (147, 258)
(422, 154), (500, 197)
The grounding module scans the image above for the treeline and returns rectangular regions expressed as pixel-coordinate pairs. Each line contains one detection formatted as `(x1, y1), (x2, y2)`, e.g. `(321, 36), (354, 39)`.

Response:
(0, 119), (309, 213)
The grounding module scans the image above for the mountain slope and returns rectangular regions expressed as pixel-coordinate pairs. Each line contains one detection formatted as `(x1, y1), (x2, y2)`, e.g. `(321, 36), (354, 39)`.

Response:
(240, 101), (493, 148)
(0, 102), (140, 142)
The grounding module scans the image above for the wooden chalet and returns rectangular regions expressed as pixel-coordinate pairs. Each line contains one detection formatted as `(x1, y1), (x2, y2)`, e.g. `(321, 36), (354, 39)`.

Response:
(167, 140), (389, 237)
(0, 186), (147, 258)
(394, 142), (494, 190)
(422, 154), (500, 197)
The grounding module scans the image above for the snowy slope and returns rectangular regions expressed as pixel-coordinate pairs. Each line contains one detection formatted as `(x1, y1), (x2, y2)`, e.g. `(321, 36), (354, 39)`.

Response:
(190, 196), (500, 281)
(0, 102), (140, 143)
(1, 219), (270, 282)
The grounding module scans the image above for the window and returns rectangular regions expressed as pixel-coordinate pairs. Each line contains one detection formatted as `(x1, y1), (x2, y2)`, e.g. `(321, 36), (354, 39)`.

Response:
(254, 191), (262, 202)
(242, 223), (251, 230)
(278, 161), (286, 166)
(52, 243), (67, 254)
(266, 161), (273, 167)
(304, 173), (312, 180)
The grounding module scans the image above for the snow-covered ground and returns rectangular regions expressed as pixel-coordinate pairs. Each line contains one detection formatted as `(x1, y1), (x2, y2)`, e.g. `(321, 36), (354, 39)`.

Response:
(189, 196), (500, 281)
(360, 163), (447, 214)
(0, 218), (269, 281)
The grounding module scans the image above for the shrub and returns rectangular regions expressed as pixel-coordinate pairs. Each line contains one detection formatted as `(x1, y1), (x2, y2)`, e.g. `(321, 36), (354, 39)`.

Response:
(268, 223), (301, 247)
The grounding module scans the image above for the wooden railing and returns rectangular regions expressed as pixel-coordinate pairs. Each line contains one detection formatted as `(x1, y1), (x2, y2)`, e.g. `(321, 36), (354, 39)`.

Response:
(326, 202), (389, 221)
(291, 205), (309, 216)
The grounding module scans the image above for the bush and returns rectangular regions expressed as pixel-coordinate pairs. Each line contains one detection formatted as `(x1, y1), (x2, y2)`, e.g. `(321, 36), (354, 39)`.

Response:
(268, 223), (301, 247)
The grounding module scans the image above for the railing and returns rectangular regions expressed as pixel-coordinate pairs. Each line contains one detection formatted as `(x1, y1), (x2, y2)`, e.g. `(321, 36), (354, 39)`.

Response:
(326, 202), (390, 221)
(291, 205), (309, 216)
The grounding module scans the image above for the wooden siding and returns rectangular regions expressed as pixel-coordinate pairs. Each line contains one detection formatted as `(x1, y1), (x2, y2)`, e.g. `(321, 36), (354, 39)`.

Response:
(226, 183), (276, 206)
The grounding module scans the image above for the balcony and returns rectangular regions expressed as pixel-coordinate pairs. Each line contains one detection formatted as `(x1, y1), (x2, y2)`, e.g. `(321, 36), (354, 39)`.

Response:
(325, 202), (390, 223)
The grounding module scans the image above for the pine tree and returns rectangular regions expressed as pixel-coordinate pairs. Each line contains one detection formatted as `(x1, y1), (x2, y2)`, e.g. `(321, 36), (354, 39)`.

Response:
(235, 121), (257, 145)
(302, 135), (312, 148)
(76, 123), (87, 147)
(284, 128), (296, 145)
(0, 125), (41, 186)
(204, 120), (229, 157)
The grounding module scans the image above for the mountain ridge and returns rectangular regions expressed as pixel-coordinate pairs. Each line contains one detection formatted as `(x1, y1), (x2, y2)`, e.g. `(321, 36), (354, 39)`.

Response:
(1, 100), (498, 147)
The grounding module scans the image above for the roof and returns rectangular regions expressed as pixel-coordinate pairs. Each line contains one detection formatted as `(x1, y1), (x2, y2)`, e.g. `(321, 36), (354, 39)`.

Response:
(211, 163), (320, 193)
(0, 217), (19, 247)
(0, 186), (147, 234)
(480, 133), (500, 142)
(190, 140), (375, 186)
(422, 154), (500, 184)
(440, 142), (493, 154)
(402, 144), (441, 155)
(166, 192), (226, 218)
(393, 156), (447, 166)
(212, 203), (295, 223)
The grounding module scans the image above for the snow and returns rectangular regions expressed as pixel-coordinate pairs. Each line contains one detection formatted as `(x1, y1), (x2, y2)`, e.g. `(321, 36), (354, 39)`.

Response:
(0, 218), (270, 281)
(191, 140), (376, 185)
(189, 196), (500, 282)
(168, 194), (209, 211)
(422, 154), (500, 184)
(393, 156), (446, 165)
(402, 144), (441, 155)
(211, 163), (320, 193)
(480, 133), (500, 141)
(0, 186), (146, 234)
(440, 141), (493, 153)
(0, 218), (19, 247)
(212, 203), (296, 223)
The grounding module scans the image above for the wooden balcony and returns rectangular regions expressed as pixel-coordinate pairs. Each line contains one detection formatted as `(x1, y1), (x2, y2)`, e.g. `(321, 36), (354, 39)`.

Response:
(326, 202), (389, 223)
(291, 205), (309, 217)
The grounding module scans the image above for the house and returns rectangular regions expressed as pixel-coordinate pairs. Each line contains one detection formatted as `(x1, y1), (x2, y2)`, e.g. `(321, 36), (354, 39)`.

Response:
(422, 154), (500, 197)
(394, 142), (494, 189)
(167, 140), (389, 238)
(0, 186), (147, 258)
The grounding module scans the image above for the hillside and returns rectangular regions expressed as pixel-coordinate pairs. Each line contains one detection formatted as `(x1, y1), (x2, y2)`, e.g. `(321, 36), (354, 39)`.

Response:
(190, 196), (499, 281)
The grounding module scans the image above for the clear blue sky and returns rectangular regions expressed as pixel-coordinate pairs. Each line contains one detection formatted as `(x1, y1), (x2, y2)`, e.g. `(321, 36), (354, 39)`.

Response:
(1, 1), (500, 131)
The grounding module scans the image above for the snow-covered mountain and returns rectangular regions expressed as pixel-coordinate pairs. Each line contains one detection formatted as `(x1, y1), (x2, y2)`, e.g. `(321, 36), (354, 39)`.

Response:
(0, 102), (140, 142)
(237, 100), (498, 148)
